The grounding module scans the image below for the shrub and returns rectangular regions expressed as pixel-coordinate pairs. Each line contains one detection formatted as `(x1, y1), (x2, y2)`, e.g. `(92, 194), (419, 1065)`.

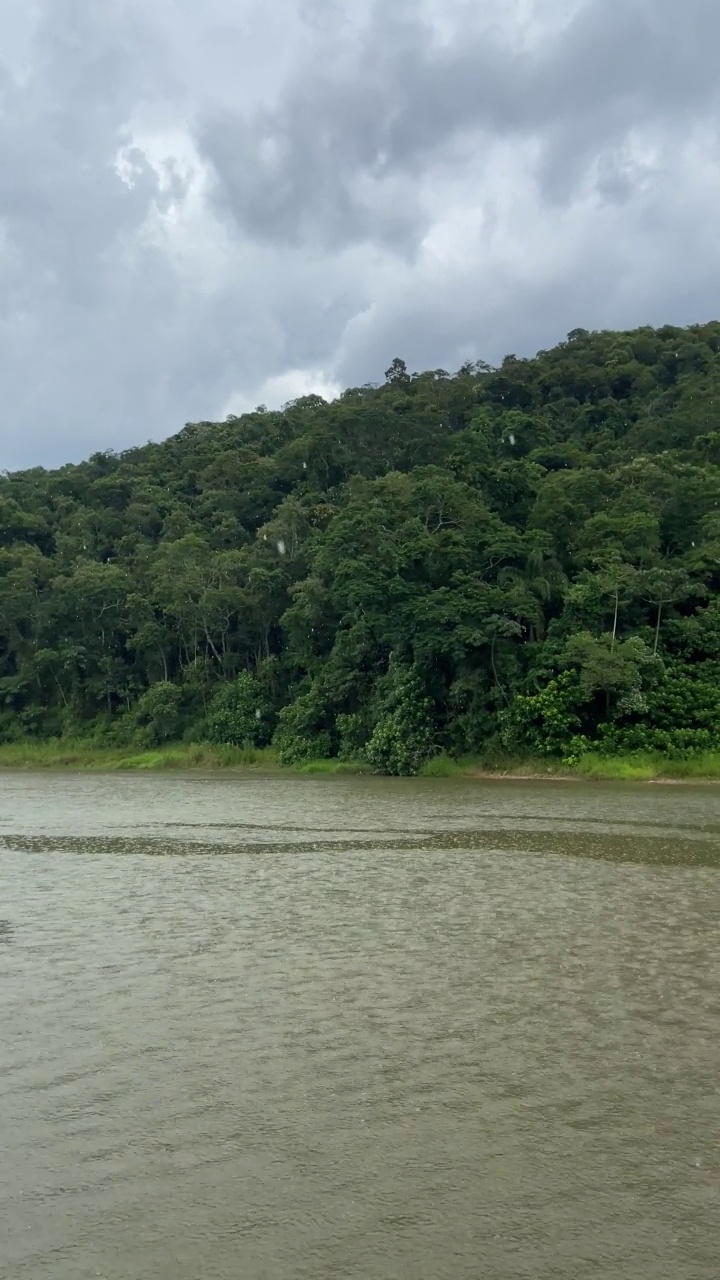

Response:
(336, 711), (371, 760)
(273, 683), (334, 765)
(499, 670), (583, 757)
(364, 661), (436, 776)
(206, 672), (272, 748)
(131, 681), (184, 746)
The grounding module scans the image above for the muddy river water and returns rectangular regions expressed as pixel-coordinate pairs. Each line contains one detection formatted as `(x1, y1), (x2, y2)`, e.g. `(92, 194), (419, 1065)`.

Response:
(0, 772), (718, 1279)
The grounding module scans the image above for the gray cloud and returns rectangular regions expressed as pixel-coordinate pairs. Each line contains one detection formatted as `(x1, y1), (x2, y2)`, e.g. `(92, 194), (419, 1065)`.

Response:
(199, 0), (720, 245)
(1, 0), (719, 470)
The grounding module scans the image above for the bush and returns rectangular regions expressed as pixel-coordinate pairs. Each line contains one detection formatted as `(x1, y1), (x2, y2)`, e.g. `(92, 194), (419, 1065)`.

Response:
(364, 661), (436, 776)
(336, 711), (371, 760)
(499, 670), (583, 757)
(131, 681), (184, 746)
(595, 724), (718, 757)
(272, 683), (334, 765)
(0, 710), (24, 744)
(206, 672), (272, 748)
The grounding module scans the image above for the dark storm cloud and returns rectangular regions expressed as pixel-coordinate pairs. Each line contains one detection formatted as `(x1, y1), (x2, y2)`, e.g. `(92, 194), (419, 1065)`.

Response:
(1, 0), (719, 469)
(198, 0), (720, 247)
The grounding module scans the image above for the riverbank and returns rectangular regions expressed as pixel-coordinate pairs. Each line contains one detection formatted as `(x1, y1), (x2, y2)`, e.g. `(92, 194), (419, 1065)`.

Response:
(0, 740), (718, 781)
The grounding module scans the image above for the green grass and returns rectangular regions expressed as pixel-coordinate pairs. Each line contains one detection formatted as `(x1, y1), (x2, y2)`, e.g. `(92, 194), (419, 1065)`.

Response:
(572, 754), (658, 781)
(661, 751), (720, 778)
(419, 752), (559, 778)
(419, 754), (479, 777)
(0, 740), (373, 775)
(573, 751), (720, 781)
(0, 740), (279, 772)
(420, 750), (720, 782)
(0, 739), (718, 781)
(289, 757), (372, 775)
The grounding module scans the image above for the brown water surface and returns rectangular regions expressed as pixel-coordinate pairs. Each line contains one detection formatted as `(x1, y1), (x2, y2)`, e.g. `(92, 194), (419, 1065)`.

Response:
(1, 772), (718, 1279)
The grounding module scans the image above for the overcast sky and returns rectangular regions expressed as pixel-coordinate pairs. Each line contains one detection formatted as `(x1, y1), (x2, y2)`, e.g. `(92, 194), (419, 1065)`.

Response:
(2, 0), (719, 470)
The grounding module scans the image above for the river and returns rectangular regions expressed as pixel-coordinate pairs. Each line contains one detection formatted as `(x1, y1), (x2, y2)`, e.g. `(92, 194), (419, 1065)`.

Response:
(0, 772), (718, 1279)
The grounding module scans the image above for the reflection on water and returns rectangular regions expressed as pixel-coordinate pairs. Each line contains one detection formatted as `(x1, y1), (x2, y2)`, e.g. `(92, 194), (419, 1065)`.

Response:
(0, 772), (718, 1280)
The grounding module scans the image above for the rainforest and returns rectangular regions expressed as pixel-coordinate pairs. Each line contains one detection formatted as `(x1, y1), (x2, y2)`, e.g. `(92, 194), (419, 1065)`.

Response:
(1, 323), (718, 776)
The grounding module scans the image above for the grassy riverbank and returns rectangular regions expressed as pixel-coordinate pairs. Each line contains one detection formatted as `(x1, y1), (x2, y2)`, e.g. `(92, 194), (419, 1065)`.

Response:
(419, 752), (720, 782)
(0, 740), (718, 781)
(0, 741), (275, 772)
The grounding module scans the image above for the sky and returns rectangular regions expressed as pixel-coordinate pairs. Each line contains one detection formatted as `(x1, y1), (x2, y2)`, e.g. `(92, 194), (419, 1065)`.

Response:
(2, 0), (720, 471)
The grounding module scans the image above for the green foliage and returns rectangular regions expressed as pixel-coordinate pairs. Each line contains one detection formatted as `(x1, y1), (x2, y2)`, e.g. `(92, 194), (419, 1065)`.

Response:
(131, 681), (184, 746)
(335, 711), (372, 761)
(364, 660), (437, 776)
(273, 683), (335, 765)
(499, 670), (583, 757)
(206, 672), (272, 747)
(561, 631), (659, 702)
(0, 709), (24, 744)
(1, 322), (719, 771)
(592, 665), (720, 758)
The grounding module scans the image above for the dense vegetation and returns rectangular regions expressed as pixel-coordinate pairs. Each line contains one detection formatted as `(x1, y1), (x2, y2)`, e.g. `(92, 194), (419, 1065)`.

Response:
(1, 323), (719, 773)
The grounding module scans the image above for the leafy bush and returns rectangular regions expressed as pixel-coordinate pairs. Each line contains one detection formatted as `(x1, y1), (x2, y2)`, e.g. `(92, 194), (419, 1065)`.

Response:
(364, 661), (436, 775)
(206, 672), (272, 748)
(499, 670), (583, 757)
(336, 711), (371, 760)
(0, 709), (24, 744)
(131, 681), (184, 746)
(595, 724), (718, 757)
(272, 683), (334, 765)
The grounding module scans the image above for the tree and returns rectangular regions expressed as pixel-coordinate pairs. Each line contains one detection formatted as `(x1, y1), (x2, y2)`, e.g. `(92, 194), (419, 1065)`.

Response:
(562, 632), (655, 703)
(384, 357), (411, 385)
(640, 566), (693, 655)
(592, 558), (642, 648)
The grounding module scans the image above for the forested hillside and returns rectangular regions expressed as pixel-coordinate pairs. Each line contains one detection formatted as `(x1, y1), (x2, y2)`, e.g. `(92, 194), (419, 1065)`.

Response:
(1, 323), (719, 771)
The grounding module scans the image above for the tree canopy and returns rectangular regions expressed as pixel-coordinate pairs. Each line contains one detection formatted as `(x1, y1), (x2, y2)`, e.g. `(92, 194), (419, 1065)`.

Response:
(1, 322), (718, 768)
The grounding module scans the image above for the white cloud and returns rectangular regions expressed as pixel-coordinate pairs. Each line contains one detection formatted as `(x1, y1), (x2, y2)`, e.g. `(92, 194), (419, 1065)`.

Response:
(221, 369), (342, 418)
